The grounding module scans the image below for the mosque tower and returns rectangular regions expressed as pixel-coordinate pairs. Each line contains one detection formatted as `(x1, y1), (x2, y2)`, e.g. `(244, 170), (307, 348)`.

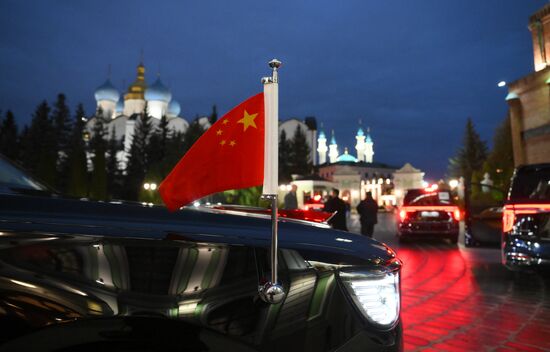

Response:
(355, 126), (366, 162)
(94, 78), (119, 120)
(365, 127), (374, 163)
(328, 130), (339, 164)
(123, 62), (147, 116)
(145, 74), (172, 119)
(317, 128), (328, 164)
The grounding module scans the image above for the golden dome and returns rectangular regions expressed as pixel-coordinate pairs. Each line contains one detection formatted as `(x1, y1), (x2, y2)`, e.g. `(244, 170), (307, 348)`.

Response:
(124, 62), (147, 101)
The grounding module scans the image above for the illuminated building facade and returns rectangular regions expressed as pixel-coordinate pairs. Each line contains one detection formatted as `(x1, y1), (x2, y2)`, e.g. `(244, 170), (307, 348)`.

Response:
(507, 4), (550, 166)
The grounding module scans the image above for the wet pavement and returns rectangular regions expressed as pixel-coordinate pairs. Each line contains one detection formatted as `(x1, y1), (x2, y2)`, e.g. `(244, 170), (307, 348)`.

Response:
(349, 212), (550, 352)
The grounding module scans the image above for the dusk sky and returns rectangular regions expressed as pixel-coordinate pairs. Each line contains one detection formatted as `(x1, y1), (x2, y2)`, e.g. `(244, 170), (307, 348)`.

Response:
(0, 0), (547, 179)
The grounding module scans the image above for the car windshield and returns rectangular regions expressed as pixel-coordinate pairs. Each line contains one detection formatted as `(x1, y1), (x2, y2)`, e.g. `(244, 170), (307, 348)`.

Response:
(403, 190), (453, 206)
(0, 157), (45, 191)
(510, 166), (550, 201)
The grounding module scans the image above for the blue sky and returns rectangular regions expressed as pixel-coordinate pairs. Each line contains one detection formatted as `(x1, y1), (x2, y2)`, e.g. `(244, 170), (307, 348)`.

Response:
(0, 0), (547, 178)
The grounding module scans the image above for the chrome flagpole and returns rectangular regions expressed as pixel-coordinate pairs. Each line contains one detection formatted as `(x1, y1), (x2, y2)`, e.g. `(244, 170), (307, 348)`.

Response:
(259, 59), (285, 304)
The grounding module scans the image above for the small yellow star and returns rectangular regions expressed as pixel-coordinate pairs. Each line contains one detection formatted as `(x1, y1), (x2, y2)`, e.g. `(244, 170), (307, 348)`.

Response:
(229, 140), (236, 147)
(216, 129), (223, 136)
(222, 119), (229, 125)
(237, 110), (258, 131)
(220, 140), (226, 146)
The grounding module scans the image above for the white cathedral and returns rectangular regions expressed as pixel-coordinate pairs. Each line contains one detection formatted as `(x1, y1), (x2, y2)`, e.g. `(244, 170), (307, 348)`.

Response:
(86, 62), (210, 165)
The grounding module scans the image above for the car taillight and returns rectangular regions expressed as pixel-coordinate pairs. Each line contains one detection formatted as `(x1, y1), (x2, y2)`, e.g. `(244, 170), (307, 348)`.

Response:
(453, 208), (461, 221)
(502, 204), (550, 233)
(502, 205), (515, 233)
(399, 209), (408, 222)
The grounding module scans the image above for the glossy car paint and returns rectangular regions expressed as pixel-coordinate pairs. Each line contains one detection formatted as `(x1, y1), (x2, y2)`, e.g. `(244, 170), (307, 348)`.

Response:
(0, 191), (402, 351)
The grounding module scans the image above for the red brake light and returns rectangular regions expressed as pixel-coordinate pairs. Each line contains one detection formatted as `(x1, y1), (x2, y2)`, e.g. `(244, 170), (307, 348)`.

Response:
(502, 205), (515, 233)
(502, 204), (550, 232)
(453, 208), (461, 221)
(399, 209), (408, 222)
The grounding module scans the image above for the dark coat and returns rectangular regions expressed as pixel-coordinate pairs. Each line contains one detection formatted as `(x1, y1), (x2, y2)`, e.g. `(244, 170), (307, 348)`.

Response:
(323, 197), (348, 231)
(357, 198), (378, 225)
(284, 192), (298, 210)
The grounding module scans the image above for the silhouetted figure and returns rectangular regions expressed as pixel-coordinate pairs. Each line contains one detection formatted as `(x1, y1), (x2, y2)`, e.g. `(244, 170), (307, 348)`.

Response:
(356, 191), (378, 237)
(323, 188), (348, 231)
(284, 184), (298, 210)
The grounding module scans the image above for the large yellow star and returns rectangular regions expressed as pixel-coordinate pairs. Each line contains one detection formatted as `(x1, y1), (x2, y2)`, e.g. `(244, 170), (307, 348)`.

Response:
(237, 110), (258, 131)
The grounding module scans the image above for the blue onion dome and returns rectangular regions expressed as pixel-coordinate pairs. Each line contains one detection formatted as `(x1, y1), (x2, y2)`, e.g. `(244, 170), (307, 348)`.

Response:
(94, 79), (119, 102)
(366, 132), (373, 143)
(357, 127), (364, 137)
(145, 77), (172, 102)
(115, 99), (124, 113)
(167, 99), (181, 116)
(337, 148), (358, 162)
(318, 130), (326, 139)
(330, 135), (337, 145)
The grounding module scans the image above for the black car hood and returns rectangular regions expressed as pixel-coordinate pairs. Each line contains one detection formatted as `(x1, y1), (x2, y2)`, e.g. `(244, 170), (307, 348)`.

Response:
(0, 193), (396, 266)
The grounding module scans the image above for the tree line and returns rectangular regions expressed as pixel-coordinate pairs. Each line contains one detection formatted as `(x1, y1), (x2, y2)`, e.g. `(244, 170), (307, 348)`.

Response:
(448, 116), (514, 200)
(0, 94), (314, 204)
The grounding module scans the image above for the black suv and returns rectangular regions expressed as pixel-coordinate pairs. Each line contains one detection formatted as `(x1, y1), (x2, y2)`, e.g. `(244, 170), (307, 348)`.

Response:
(502, 163), (550, 271)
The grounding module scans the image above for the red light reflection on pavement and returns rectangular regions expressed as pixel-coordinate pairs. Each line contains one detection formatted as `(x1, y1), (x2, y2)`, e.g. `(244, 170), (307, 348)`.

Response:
(397, 244), (550, 352)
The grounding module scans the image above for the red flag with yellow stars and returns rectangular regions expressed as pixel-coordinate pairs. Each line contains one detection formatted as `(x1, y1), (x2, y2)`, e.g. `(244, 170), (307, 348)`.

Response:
(159, 93), (264, 211)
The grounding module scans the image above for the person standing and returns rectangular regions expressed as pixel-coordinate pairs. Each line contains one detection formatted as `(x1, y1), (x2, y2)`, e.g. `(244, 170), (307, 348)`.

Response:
(323, 188), (348, 231)
(284, 184), (298, 210)
(356, 191), (378, 237)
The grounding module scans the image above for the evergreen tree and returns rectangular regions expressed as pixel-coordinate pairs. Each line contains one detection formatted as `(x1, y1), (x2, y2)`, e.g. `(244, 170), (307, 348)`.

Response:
(0, 110), (18, 160)
(123, 110), (154, 200)
(289, 125), (312, 176)
(20, 101), (57, 185)
(209, 105), (218, 125)
(106, 126), (122, 199)
(89, 114), (107, 200)
(448, 118), (488, 184)
(52, 93), (72, 189)
(66, 103), (88, 197)
(182, 118), (205, 154)
(279, 129), (292, 183)
(486, 115), (514, 194)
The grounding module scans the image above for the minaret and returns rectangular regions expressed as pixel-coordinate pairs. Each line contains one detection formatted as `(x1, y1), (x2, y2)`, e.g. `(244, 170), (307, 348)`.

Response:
(355, 126), (366, 162)
(365, 127), (374, 163)
(328, 130), (339, 163)
(317, 129), (328, 164)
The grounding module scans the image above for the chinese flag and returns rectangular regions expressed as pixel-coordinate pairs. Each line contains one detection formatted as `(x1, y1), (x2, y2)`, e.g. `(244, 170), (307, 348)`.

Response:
(159, 93), (264, 211)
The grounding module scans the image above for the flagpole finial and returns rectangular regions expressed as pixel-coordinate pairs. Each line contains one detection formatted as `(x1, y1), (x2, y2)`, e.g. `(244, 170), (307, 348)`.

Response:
(269, 59), (282, 83)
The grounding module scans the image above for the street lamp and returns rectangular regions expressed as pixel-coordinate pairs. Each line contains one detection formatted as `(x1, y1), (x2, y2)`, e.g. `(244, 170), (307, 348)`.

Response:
(449, 179), (459, 189)
(143, 183), (150, 190)
(497, 81), (506, 88)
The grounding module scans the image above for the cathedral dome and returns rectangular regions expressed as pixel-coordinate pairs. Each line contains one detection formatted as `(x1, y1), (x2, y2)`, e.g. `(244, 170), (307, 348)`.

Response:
(167, 99), (181, 116)
(145, 77), (172, 102)
(94, 79), (119, 102)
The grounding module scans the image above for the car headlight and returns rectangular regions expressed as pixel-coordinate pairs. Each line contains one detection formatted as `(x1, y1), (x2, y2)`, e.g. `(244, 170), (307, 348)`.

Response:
(339, 269), (400, 328)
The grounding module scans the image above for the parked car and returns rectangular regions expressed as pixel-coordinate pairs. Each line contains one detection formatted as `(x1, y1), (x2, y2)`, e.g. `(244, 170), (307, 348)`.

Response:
(464, 206), (503, 247)
(502, 163), (550, 271)
(397, 187), (461, 244)
(0, 155), (403, 351)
